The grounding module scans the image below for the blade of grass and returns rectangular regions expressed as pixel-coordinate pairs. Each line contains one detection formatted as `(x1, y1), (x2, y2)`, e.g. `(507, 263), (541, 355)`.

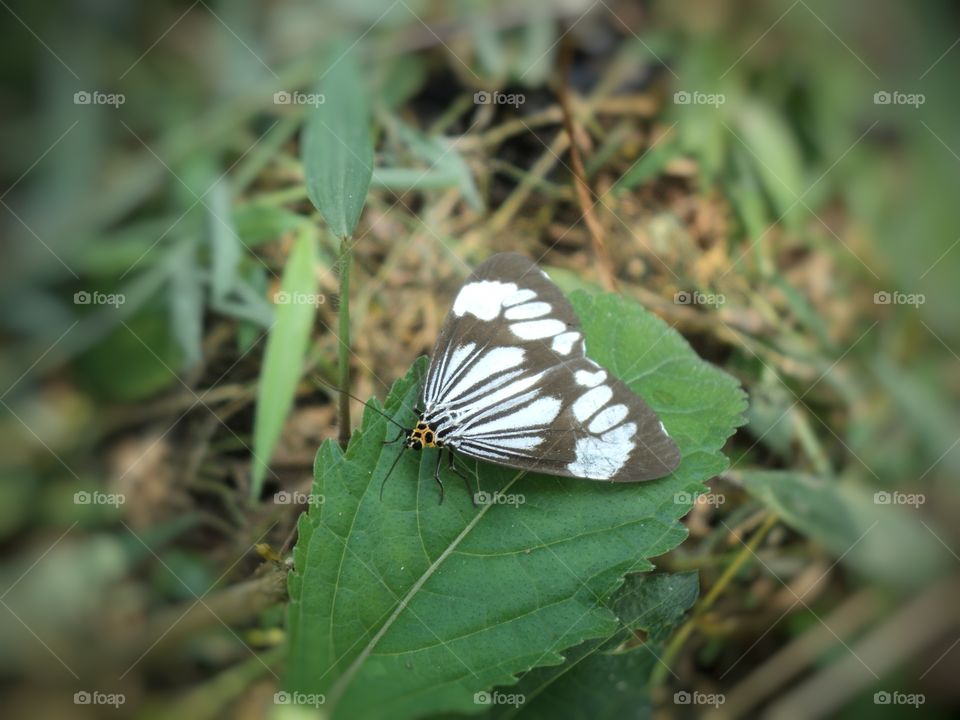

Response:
(250, 224), (318, 500)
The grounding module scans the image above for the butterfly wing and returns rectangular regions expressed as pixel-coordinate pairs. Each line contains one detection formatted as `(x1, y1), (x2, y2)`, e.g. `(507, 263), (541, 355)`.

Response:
(423, 253), (680, 482)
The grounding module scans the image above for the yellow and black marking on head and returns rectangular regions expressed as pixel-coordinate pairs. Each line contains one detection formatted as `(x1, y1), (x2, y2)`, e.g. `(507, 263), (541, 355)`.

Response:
(406, 418), (443, 451)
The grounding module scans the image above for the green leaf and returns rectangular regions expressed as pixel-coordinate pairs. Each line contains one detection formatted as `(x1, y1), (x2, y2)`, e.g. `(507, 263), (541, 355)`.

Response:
(733, 101), (806, 230)
(302, 41), (374, 239)
(233, 203), (305, 247)
(207, 179), (241, 302)
(285, 291), (746, 719)
(486, 572), (699, 719)
(376, 118), (482, 211)
(739, 471), (948, 588)
(166, 240), (205, 369)
(371, 53), (427, 111)
(250, 225), (318, 499)
(75, 299), (182, 401)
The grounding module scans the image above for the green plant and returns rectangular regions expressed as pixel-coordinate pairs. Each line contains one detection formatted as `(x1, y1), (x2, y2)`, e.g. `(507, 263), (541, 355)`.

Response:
(285, 292), (746, 718)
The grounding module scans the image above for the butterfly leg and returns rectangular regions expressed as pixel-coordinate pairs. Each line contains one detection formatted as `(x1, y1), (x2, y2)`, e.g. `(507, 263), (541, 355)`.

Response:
(433, 451), (445, 505)
(446, 451), (477, 507)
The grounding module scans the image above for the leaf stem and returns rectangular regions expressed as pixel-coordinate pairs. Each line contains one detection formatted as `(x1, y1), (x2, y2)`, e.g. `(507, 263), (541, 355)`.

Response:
(337, 237), (353, 449)
(651, 512), (780, 686)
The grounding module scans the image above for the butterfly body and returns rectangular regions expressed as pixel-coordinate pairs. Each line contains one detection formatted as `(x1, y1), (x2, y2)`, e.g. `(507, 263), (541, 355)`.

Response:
(389, 252), (680, 501)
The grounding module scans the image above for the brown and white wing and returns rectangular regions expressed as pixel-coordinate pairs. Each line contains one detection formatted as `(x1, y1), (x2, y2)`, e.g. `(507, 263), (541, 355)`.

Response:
(422, 253), (680, 482)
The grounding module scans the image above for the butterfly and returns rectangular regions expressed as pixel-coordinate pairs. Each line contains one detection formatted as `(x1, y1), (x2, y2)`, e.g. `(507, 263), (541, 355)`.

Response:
(381, 252), (681, 503)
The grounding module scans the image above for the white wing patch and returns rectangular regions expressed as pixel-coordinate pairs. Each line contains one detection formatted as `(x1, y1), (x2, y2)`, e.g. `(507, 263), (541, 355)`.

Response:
(503, 288), (537, 307)
(460, 395), (562, 438)
(572, 385), (613, 422)
(552, 331), (581, 354)
(511, 318), (567, 340)
(452, 373), (545, 426)
(453, 280), (519, 320)
(568, 422), (637, 479)
(443, 346), (525, 401)
(574, 369), (607, 387)
(588, 404), (628, 433)
(504, 301), (551, 320)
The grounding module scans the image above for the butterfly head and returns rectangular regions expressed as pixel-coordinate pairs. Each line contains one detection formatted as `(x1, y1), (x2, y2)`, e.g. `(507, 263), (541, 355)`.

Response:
(406, 417), (443, 451)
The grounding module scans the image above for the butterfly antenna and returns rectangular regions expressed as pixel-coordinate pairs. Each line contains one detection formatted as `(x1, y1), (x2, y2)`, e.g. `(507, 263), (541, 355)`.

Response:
(313, 375), (408, 431)
(379, 447), (407, 501)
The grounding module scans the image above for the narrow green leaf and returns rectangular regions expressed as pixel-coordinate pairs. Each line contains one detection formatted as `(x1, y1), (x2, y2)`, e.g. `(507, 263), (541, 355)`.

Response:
(471, 16), (508, 80)
(740, 470), (948, 588)
(514, 8), (556, 86)
(727, 148), (770, 243)
(384, 118), (482, 211)
(233, 203), (305, 247)
(207, 179), (241, 302)
(302, 41), (374, 239)
(734, 101), (806, 229)
(285, 291), (746, 719)
(250, 226), (318, 499)
(167, 240), (204, 369)
(370, 167), (462, 190)
(372, 53), (428, 111)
